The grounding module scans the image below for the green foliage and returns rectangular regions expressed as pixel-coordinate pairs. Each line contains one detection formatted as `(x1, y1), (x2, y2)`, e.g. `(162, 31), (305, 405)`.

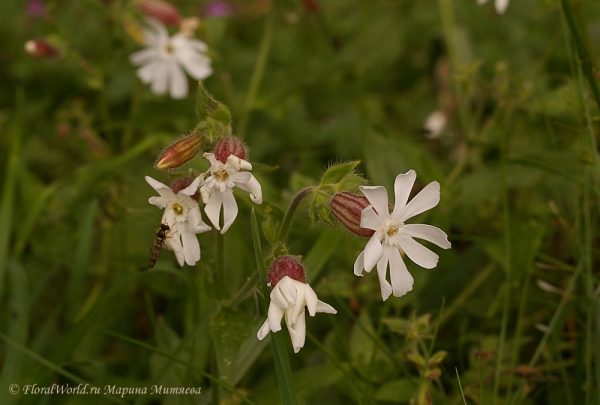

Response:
(0, 0), (599, 404)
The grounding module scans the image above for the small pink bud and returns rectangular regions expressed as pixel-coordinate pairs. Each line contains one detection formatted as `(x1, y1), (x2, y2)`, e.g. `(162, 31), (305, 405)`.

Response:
(139, 0), (182, 26)
(330, 192), (375, 237)
(24, 40), (60, 58)
(155, 133), (203, 170)
(214, 137), (247, 164)
(171, 177), (199, 201)
(268, 256), (306, 287)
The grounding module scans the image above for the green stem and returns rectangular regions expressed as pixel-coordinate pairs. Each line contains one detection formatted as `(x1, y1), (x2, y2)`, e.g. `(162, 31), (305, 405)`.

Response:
(237, 13), (274, 139)
(216, 231), (225, 301)
(277, 186), (314, 243)
(559, 0), (600, 113)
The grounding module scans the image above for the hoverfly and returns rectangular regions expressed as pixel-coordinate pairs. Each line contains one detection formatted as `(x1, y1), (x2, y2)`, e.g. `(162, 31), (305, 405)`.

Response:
(148, 223), (170, 268)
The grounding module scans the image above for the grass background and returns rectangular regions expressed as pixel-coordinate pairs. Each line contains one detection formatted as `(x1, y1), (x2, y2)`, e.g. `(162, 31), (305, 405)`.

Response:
(0, 0), (599, 404)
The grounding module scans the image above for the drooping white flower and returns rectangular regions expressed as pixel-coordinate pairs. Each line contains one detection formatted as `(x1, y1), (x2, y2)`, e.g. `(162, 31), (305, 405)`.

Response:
(477, 0), (509, 14)
(199, 152), (262, 234)
(130, 18), (212, 99)
(146, 176), (211, 266)
(257, 276), (337, 353)
(353, 170), (451, 301)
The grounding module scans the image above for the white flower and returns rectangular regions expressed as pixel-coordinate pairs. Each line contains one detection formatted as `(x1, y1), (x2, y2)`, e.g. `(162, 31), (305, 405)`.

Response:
(353, 170), (451, 301)
(423, 110), (447, 139)
(146, 176), (211, 266)
(477, 0), (509, 14)
(130, 18), (212, 99)
(199, 153), (262, 234)
(257, 276), (337, 353)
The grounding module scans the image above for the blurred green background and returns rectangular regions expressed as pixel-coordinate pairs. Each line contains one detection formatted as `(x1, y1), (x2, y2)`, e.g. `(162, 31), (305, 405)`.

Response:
(0, 0), (599, 404)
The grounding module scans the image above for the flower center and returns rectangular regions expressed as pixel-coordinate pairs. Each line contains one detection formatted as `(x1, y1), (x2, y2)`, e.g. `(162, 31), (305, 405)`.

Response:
(165, 43), (174, 54)
(387, 225), (399, 236)
(213, 169), (229, 181)
(172, 203), (184, 215)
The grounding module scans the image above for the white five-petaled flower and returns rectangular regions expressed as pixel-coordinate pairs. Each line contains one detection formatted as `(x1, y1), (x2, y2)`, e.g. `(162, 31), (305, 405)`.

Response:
(146, 176), (211, 266)
(477, 0), (509, 14)
(257, 276), (337, 353)
(130, 18), (212, 99)
(354, 170), (451, 301)
(199, 153), (262, 234)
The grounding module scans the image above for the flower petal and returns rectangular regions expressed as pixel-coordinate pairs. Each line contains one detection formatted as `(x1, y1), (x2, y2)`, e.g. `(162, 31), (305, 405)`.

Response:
(271, 276), (296, 309)
(397, 181), (440, 223)
(181, 225), (200, 266)
(392, 170), (417, 216)
(148, 196), (168, 209)
(376, 247), (393, 301)
(388, 246), (414, 297)
(398, 235), (439, 269)
(187, 205), (212, 233)
(267, 303), (285, 334)
(168, 63), (188, 99)
(303, 283), (318, 317)
(146, 176), (176, 200)
(180, 176), (203, 196)
(316, 300), (337, 314)
(232, 172), (262, 204)
(220, 188), (238, 234)
(150, 62), (171, 95)
(130, 47), (160, 66)
(257, 319), (271, 340)
(403, 224), (451, 249)
(354, 250), (366, 276)
(204, 190), (223, 230)
(495, 0), (509, 14)
(360, 205), (383, 231)
(359, 186), (389, 218)
(287, 310), (306, 353)
(363, 235), (384, 273)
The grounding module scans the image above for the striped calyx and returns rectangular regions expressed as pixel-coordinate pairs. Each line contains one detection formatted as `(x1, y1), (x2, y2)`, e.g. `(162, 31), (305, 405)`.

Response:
(330, 192), (375, 237)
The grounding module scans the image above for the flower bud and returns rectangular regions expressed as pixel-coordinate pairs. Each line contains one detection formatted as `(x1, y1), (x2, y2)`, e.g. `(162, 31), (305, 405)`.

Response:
(204, 1), (234, 17)
(330, 192), (375, 237)
(214, 136), (247, 164)
(155, 133), (203, 170)
(171, 176), (200, 201)
(24, 40), (60, 59)
(268, 256), (306, 288)
(139, 0), (182, 26)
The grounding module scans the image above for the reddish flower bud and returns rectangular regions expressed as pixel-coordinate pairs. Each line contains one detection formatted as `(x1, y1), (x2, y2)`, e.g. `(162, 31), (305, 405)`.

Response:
(139, 0), (182, 26)
(171, 177), (199, 201)
(214, 136), (247, 164)
(301, 0), (320, 13)
(24, 40), (60, 58)
(268, 256), (306, 288)
(330, 192), (375, 237)
(155, 133), (203, 171)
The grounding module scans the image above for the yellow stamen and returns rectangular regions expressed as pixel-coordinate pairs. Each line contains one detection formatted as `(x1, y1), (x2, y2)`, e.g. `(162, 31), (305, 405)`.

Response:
(213, 169), (229, 181)
(172, 203), (184, 215)
(387, 225), (399, 236)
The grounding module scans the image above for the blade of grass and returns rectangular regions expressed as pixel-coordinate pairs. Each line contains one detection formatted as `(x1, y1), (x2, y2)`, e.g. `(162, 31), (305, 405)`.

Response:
(251, 208), (298, 405)
(456, 367), (467, 405)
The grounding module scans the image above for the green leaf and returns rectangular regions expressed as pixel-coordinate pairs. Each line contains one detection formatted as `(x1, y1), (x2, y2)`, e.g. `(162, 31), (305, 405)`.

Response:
(196, 81), (232, 125)
(375, 378), (418, 403)
(383, 318), (410, 335)
(320, 161), (361, 186)
(251, 209), (298, 405)
(210, 307), (254, 384)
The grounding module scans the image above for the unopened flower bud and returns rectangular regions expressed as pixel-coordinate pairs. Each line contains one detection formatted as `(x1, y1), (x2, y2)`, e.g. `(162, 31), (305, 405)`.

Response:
(330, 192), (375, 237)
(171, 177), (200, 201)
(204, 1), (234, 17)
(214, 136), (247, 164)
(155, 133), (203, 170)
(268, 256), (306, 288)
(139, 0), (182, 26)
(24, 40), (60, 58)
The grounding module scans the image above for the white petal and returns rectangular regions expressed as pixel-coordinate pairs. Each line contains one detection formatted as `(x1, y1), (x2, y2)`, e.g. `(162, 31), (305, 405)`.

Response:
(257, 319), (271, 340)
(143, 18), (169, 45)
(220, 188), (238, 234)
(181, 226), (200, 266)
(363, 236), (384, 273)
(177, 48), (213, 80)
(354, 251), (366, 276)
(403, 224), (451, 249)
(398, 235), (439, 269)
(136, 60), (162, 84)
(232, 172), (262, 204)
(180, 176), (203, 196)
(477, 0), (489, 4)
(151, 62), (172, 95)
(495, 0), (509, 14)
(388, 247), (414, 297)
(271, 277), (297, 309)
(360, 205), (383, 231)
(316, 301), (337, 314)
(303, 284), (319, 317)
(392, 170), (417, 216)
(130, 47), (160, 66)
(146, 176), (176, 200)
(203, 153), (219, 167)
(204, 191), (223, 230)
(287, 310), (306, 353)
(359, 186), (389, 217)
(376, 247), (393, 301)
(287, 282), (307, 325)
(148, 196), (168, 209)
(397, 181), (440, 223)
(168, 63), (189, 99)
(267, 303), (285, 334)
(187, 205), (212, 233)
(227, 155), (252, 171)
